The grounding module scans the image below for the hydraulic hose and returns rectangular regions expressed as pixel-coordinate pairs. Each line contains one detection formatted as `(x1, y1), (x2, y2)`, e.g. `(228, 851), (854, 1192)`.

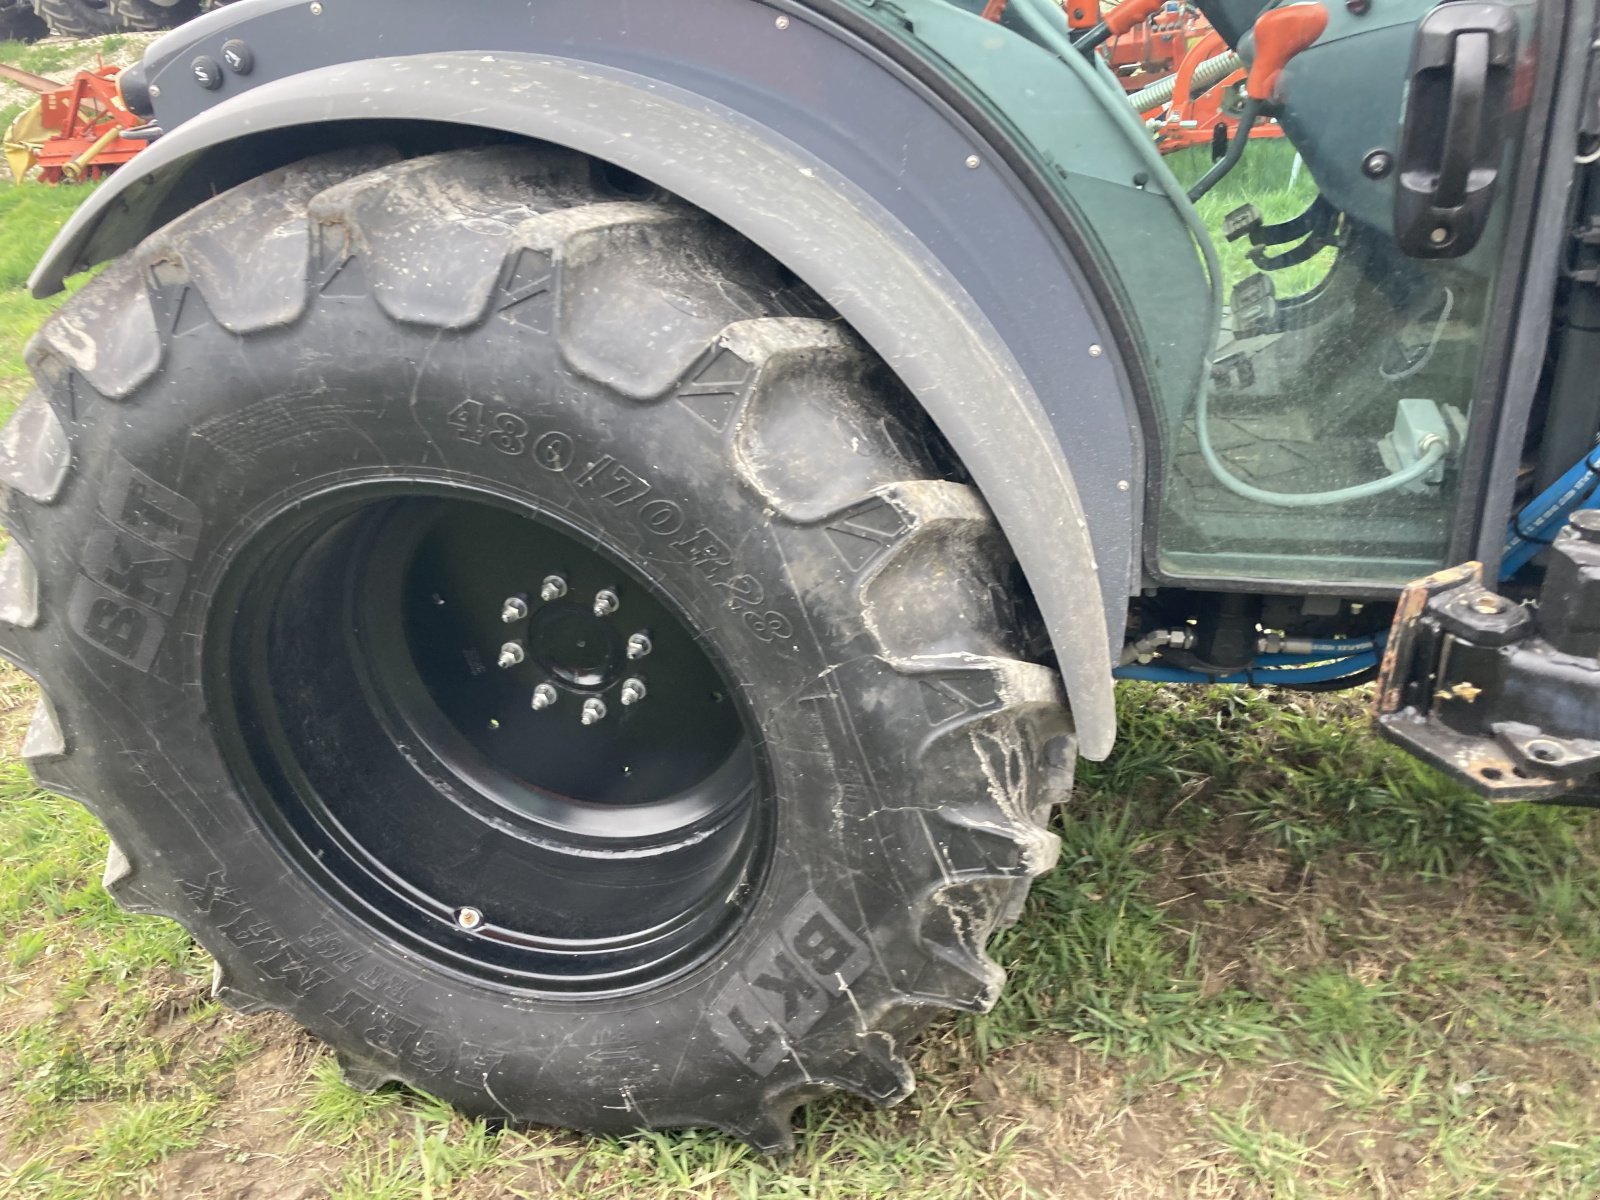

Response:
(1294, 637), (1380, 654)
(1012, 0), (1081, 59)
(1501, 445), (1600, 576)
(1118, 650), (1381, 686)
(1123, 442), (1600, 687)
(1254, 640), (1379, 665)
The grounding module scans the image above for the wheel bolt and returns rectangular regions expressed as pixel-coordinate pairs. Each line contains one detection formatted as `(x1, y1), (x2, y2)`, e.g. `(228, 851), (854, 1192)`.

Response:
(581, 697), (608, 725)
(497, 641), (525, 669)
(455, 906), (484, 930)
(626, 632), (653, 660)
(593, 589), (620, 618)
(540, 575), (568, 603)
(531, 683), (558, 711)
(500, 595), (529, 623)
(620, 678), (647, 707)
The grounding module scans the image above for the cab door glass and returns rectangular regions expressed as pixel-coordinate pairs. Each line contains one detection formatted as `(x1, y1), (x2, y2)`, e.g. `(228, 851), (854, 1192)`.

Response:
(1157, 0), (1535, 587)
(840, 0), (1539, 589)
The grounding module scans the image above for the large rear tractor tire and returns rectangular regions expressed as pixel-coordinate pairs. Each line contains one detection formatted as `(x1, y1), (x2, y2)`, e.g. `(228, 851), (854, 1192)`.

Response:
(30, 0), (190, 34)
(30, 0), (119, 36)
(107, 0), (198, 30)
(0, 0), (47, 41)
(1, 145), (1074, 1148)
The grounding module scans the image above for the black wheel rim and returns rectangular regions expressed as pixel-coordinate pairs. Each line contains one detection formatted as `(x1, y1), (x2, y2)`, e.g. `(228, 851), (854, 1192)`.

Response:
(209, 483), (770, 994)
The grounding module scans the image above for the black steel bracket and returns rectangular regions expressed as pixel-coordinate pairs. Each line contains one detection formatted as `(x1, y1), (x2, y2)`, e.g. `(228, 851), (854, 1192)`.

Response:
(1375, 511), (1600, 803)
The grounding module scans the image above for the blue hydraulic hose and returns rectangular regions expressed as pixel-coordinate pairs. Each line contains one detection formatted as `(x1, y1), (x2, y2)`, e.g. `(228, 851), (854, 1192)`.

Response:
(1501, 446), (1600, 577)
(1117, 650), (1381, 686)
(1118, 443), (1600, 687)
(1254, 644), (1376, 666)
(1117, 639), (1383, 683)
(1269, 637), (1379, 658)
(1252, 652), (1381, 681)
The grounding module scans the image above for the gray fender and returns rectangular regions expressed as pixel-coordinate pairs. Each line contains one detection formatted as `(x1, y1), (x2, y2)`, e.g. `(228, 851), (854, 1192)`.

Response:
(32, 2), (1146, 758)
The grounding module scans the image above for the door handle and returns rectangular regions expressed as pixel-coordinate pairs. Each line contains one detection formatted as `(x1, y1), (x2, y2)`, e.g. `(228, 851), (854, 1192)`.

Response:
(1395, 3), (1518, 259)
(1434, 30), (1489, 208)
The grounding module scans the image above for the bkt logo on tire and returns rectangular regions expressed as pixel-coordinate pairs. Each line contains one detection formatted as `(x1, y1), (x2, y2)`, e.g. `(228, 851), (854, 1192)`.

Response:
(708, 893), (871, 1075)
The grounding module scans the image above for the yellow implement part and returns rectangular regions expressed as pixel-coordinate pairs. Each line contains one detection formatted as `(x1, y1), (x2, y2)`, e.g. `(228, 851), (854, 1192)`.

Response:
(3, 101), (46, 185)
(62, 126), (122, 183)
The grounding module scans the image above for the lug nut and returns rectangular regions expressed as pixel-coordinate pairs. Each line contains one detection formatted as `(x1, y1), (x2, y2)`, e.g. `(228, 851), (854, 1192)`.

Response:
(497, 641), (525, 669)
(455, 906), (484, 930)
(593, 588), (620, 618)
(581, 697), (608, 725)
(626, 632), (653, 660)
(501, 595), (529, 623)
(531, 683), (558, 711)
(540, 575), (568, 602)
(620, 677), (647, 706)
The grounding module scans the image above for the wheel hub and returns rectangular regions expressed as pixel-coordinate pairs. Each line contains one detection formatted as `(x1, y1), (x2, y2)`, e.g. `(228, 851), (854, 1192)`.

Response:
(211, 483), (768, 993)
(524, 601), (622, 690)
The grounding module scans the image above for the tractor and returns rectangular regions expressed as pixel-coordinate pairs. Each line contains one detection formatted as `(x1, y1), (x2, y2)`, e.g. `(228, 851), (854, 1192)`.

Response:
(2, 0), (1595, 1152)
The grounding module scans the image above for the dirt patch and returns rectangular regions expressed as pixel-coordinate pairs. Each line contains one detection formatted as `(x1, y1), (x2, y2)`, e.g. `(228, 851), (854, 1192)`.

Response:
(150, 1026), (338, 1200)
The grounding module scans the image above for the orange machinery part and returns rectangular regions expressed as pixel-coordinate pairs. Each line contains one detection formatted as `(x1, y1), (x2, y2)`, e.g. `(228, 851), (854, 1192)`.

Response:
(1245, 2), (1329, 100)
(974, 0), (1297, 158)
(1103, 9), (1197, 92)
(1149, 27), (1286, 153)
(31, 65), (146, 184)
(981, 0), (1099, 28)
(1103, 0), (1166, 35)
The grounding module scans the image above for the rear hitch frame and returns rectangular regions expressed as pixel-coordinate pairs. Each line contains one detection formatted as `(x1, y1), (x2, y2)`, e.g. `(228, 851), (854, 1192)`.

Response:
(1375, 511), (1600, 803)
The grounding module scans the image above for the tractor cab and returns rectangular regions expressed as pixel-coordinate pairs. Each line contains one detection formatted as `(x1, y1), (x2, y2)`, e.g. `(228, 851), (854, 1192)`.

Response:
(851, 0), (1596, 800)
(858, 0), (1541, 590)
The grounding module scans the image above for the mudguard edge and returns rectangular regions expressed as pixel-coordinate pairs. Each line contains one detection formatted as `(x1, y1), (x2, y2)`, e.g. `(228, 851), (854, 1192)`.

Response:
(31, 45), (1130, 757)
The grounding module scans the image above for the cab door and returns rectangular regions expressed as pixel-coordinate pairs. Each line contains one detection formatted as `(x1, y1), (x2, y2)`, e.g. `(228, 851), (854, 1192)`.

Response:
(1152, 0), (1558, 593)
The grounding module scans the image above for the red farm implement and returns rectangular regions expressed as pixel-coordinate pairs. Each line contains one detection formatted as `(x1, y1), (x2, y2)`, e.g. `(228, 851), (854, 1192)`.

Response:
(3, 63), (148, 184)
(984, 0), (1286, 156)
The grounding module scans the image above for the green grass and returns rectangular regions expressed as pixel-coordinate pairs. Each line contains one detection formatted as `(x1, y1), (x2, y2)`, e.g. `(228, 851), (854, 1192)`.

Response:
(1171, 138), (1336, 298)
(0, 36), (131, 79)
(0, 184), (93, 416)
(0, 161), (1598, 1199)
(1206, 1105), (1325, 1198)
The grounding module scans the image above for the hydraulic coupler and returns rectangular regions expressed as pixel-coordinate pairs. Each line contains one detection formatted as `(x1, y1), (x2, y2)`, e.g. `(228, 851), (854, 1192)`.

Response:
(1375, 511), (1600, 803)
